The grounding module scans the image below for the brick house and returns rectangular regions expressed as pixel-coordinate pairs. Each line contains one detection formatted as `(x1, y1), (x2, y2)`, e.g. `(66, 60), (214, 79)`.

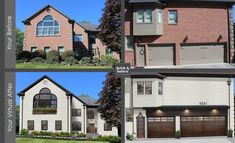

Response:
(23, 5), (118, 59)
(124, 0), (235, 67)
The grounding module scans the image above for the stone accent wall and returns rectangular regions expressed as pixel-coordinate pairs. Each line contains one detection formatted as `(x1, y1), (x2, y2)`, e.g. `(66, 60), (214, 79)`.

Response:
(229, 7), (234, 62)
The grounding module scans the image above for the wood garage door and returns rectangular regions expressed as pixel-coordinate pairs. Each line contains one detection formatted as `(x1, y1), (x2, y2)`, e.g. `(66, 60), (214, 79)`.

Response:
(181, 116), (226, 137)
(148, 45), (174, 66)
(181, 44), (225, 65)
(147, 117), (175, 138)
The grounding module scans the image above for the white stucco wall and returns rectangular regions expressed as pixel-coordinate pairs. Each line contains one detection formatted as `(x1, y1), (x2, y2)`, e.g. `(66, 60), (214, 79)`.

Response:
(97, 112), (118, 136)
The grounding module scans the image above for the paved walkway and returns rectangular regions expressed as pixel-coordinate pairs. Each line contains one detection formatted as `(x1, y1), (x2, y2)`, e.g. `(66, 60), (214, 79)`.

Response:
(126, 137), (233, 143)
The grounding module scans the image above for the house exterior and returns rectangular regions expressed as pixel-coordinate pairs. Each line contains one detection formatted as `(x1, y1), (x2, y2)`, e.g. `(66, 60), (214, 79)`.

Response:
(18, 76), (117, 136)
(125, 70), (235, 139)
(23, 5), (118, 59)
(124, 0), (235, 67)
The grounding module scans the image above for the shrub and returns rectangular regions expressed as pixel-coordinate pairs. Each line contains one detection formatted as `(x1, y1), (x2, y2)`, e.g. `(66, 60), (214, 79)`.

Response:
(60, 132), (71, 137)
(92, 57), (100, 66)
(61, 50), (75, 61)
(126, 133), (134, 141)
(16, 59), (28, 63)
(20, 129), (29, 136)
(31, 50), (46, 59)
(227, 129), (233, 137)
(16, 51), (31, 61)
(100, 55), (119, 66)
(77, 132), (86, 137)
(64, 57), (78, 66)
(31, 131), (40, 136)
(175, 130), (181, 139)
(94, 135), (121, 143)
(79, 57), (91, 65)
(31, 57), (45, 64)
(46, 50), (60, 64)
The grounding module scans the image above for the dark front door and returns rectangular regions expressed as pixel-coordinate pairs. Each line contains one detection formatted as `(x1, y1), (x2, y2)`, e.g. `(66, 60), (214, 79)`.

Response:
(137, 115), (145, 138)
(147, 117), (175, 138)
(87, 123), (95, 133)
(181, 116), (226, 137)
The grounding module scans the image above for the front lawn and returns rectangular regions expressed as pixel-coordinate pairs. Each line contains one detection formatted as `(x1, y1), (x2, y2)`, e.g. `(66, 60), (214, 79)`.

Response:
(16, 138), (108, 143)
(16, 63), (112, 69)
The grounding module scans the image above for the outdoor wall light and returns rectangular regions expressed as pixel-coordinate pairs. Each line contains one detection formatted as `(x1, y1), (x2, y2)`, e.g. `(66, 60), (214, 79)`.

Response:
(211, 109), (219, 115)
(227, 79), (232, 85)
(217, 35), (223, 42)
(183, 35), (188, 43)
(155, 109), (163, 115)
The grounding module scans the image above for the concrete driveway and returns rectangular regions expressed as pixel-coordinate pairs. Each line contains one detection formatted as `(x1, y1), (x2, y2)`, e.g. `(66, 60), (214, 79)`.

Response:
(126, 137), (234, 143)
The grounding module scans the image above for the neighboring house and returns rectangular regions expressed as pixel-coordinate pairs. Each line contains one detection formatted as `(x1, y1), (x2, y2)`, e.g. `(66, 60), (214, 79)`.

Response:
(22, 5), (118, 59)
(125, 70), (235, 139)
(18, 75), (117, 136)
(125, 0), (235, 67)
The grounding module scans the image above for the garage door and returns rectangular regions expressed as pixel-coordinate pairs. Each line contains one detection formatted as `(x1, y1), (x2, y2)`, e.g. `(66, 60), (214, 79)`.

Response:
(148, 45), (174, 66)
(181, 116), (226, 137)
(181, 44), (225, 65)
(147, 117), (175, 138)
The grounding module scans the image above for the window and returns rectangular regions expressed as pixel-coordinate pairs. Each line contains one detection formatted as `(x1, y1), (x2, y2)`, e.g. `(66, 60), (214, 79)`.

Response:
(44, 47), (51, 53)
(87, 110), (95, 119)
(158, 10), (163, 24)
(126, 108), (133, 122)
(33, 88), (57, 109)
(31, 47), (37, 52)
(55, 120), (62, 130)
(72, 109), (81, 116)
(41, 120), (48, 130)
(104, 122), (112, 131)
(137, 81), (144, 95)
(36, 15), (60, 36)
(136, 9), (152, 23)
(168, 10), (178, 24)
(158, 82), (163, 95)
(125, 36), (134, 50)
(145, 81), (152, 95)
(74, 34), (83, 42)
(89, 35), (96, 44)
(27, 120), (34, 130)
(72, 121), (81, 131)
(58, 46), (64, 55)
(105, 48), (114, 56)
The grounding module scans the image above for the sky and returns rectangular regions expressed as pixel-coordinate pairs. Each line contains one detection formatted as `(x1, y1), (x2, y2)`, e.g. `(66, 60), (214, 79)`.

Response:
(16, 0), (106, 31)
(15, 72), (107, 105)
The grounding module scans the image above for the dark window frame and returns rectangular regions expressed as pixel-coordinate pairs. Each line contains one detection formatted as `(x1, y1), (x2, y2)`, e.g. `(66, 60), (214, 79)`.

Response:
(72, 121), (82, 131)
(33, 88), (57, 109)
(72, 109), (81, 116)
(27, 120), (34, 130)
(55, 120), (62, 130)
(87, 110), (95, 119)
(104, 122), (112, 131)
(41, 120), (48, 130)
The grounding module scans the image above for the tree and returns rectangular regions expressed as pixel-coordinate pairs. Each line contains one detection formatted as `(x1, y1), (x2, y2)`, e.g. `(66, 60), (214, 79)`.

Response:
(98, 0), (121, 57)
(97, 72), (121, 136)
(16, 28), (24, 53)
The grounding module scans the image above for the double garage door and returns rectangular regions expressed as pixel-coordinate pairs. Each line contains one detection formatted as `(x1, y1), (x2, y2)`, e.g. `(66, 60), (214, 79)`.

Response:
(146, 116), (226, 138)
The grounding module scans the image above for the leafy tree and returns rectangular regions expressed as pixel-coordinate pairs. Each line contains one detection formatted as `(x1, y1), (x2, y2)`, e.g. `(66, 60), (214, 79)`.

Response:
(98, 0), (121, 57)
(16, 28), (24, 53)
(97, 72), (121, 136)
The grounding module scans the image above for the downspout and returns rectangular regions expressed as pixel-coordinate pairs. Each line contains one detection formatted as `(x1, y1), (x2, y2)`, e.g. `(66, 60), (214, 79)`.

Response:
(227, 78), (232, 130)
(131, 79), (134, 134)
(83, 106), (86, 134)
(21, 96), (24, 131)
(67, 95), (69, 132)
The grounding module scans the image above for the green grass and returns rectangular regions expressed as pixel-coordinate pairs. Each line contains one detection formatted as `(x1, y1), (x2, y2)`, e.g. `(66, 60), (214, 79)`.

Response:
(16, 138), (108, 143)
(16, 63), (112, 69)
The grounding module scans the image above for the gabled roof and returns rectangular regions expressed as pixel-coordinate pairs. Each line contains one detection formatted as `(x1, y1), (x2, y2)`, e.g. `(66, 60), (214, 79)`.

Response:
(17, 75), (99, 107)
(23, 5), (98, 32)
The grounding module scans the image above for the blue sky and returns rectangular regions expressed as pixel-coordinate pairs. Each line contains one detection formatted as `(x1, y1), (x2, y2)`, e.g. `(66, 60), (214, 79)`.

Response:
(16, 0), (105, 31)
(15, 72), (107, 105)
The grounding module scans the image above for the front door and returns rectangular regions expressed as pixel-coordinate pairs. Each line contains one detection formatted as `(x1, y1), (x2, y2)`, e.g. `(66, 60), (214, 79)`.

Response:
(137, 114), (145, 138)
(87, 123), (95, 133)
(136, 46), (145, 67)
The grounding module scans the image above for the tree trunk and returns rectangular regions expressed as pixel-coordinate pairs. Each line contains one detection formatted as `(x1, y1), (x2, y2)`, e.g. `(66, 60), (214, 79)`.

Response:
(118, 126), (121, 137)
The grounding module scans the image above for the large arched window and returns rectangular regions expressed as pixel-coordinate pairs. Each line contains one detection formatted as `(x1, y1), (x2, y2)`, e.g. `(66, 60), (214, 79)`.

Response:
(72, 121), (81, 131)
(87, 110), (95, 119)
(36, 15), (60, 36)
(33, 88), (57, 109)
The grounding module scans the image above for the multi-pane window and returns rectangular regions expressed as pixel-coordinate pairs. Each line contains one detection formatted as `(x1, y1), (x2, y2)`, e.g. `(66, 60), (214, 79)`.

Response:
(72, 121), (81, 131)
(72, 109), (81, 116)
(136, 9), (152, 23)
(74, 34), (83, 42)
(41, 120), (48, 130)
(126, 108), (133, 122)
(31, 47), (37, 52)
(55, 120), (62, 130)
(125, 36), (134, 50)
(58, 46), (64, 55)
(168, 10), (178, 24)
(44, 47), (51, 53)
(158, 82), (163, 95)
(137, 81), (152, 95)
(158, 10), (163, 24)
(33, 88), (57, 109)
(37, 15), (60, 36)
(27, 120), (34, 130)
(87, 110), (95, 119)
(137, 81), (144, 95)
(104, 122), (112, 131)
(145, 81), (152, 95)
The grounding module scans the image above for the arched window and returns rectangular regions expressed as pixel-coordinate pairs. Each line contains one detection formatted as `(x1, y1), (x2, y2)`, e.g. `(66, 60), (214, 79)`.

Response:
(87, 110), (95, 119)
(36, 15), (60, 36)
(33, 88), (57, 109)
(72, 121), (81, 131)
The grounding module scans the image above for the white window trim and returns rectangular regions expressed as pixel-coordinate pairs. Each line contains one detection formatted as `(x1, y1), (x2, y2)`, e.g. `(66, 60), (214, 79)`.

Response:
(74, 34), (84, 42)
(31, 47), (38, 52)
(168, 10), (178, 24)
(44, 46), (51, 53)
(137, 81), (153, 95)
(58, 46), (65, 53)
(136, 9), (153, 24)
(125, 36), (134, 51)
(158, 10), (163, 24)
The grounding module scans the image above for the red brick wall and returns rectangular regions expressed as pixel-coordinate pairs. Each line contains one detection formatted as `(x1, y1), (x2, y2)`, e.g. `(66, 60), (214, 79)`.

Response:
(125, 4), (229, 66)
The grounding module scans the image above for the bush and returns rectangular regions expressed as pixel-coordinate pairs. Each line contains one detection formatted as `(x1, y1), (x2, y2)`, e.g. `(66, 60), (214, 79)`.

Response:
(20, 129), (29, 136)
(175, 130), (181, 139)
(126, 133), (134, 141)
(60, 132), (71, 137)
(227, 129), (233, 137)
(16, 51), (31, 61)
(94, 135), (121, 143)
(31, 131), (41, 136)
(61, 50), (75, 61)
(31, 57), (45, 64)
(31, 50), (46, 59)
(16, 59), (28, 63)
(92, 57), (100, 66)
(46, 50), (60, 64)
(64, 57), (78, 66)
(100, 55), (119, 66)
(79, 57), (91, 65)
(77, 132), (86, 137)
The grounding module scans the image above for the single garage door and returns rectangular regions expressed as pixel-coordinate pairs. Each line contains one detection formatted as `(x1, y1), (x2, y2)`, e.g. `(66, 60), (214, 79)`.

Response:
(147, 117), (175, 138)
(181, 116), (226, 137)
(148, 45), (174, 66)
(181, 44), (225, 65)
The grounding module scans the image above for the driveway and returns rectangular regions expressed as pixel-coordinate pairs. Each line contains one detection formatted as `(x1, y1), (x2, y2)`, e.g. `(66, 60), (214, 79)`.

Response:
(126, 137), (234, 143)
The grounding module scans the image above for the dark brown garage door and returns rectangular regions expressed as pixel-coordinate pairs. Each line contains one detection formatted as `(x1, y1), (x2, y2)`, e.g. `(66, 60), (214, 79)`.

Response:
(147, 117), (175, 138)
(181, 116), (226, 137)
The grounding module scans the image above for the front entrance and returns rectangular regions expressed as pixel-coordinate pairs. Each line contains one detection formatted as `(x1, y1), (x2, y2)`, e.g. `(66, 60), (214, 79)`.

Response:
(137, 113), (145, 138)
(87, 123), (95, 133)
(136, 46), (145, 67)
